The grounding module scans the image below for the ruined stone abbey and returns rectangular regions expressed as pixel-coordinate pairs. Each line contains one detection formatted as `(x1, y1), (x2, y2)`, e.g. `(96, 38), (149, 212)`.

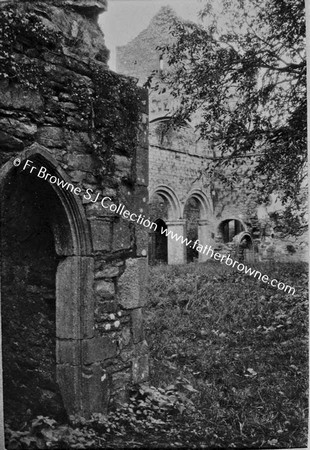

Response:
(0, 1), (307, 442)
(116, 6), (307, 266)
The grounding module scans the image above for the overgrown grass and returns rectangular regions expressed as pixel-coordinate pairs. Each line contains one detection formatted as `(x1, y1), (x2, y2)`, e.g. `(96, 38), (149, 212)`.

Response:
(5, 261), (308, 448)
(145, 261), (308, 448)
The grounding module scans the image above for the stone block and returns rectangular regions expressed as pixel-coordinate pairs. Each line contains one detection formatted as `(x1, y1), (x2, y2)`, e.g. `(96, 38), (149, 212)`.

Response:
(132, 340), (149, 384)
(111, 370), (131, 392)
(67, 154), (95, 172)
(37, 126), (64, 148)
(120, 326), (131, 347)
(95, 279), (115, 297)
(0, 80), (44, 113)
(81, 363), (110, 417)
(95, 300), (118, 314)
(0, 118), (37, 138)
(117, 258), (147, 309)
(63, 0), (107, 13)
(120, 347), (134, 363)
(89, 219), (112, 252)
(0, 131), (24, 152)
(68, 170), (88, 183)
(65, 131), (92, 153)
(56, 256), (94, 339)
(56, 339), (80, 365)
(112, 218), (132, 252)
(82, 336), (117, 364)
(57, 364), (81, 415)
(138, 126), (148, 150)
(95, 265), (120, 279)
(135, 145), (148, 186)
(133, 185), (148, 212)
(133, 222), (149, 257)
(86, 201), (115, 217)
(115, 154), (132, 180)
(132, 186), (149, 256)
(131, 308), (144, 344)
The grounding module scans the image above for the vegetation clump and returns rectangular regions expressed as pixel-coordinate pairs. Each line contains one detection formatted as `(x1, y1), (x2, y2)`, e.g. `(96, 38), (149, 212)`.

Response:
(5, 261), (308, 448)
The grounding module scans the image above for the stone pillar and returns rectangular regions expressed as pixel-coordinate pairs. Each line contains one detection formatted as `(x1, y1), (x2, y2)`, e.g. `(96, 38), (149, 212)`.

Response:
(166, 220), (186, 265)
(56, 256), (96, 417)
(198, 219), (211, 262)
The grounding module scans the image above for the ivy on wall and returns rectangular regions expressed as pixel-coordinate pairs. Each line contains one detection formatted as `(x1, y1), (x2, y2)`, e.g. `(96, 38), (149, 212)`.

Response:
(0, 5), (142, 180)
(0, 7), (60, 89)
(72, 68), (142, 179)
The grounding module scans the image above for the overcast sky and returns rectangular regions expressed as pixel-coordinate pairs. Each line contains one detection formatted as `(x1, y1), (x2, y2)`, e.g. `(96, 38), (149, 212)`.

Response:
(99, 0), (202, 70)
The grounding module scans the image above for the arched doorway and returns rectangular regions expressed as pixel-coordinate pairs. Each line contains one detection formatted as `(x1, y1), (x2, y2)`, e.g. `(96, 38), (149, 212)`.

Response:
(219, 219), (244, 243)
(149, 185), (184, 264)
(235, 232), (255, 262)
(182, 190), (212, 263)
(1, 166), (67, 427)
(0, 147), (92, 426)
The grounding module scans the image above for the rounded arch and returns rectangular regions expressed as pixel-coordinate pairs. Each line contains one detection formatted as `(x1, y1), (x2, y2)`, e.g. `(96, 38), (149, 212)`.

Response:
(217, 215), (248, 232)
(182, 189), (212, 219)
(0, 144), (91, 256)
(234, 231), (255, 262)
(217, 217), (247, 244)
(235, 231), (253, 248)
(149, 184), (181, 220)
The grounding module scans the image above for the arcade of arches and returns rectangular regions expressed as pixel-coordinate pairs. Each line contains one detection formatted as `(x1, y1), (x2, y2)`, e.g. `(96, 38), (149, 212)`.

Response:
(117, 5), (308, 268)
(148, 188), (255, 265)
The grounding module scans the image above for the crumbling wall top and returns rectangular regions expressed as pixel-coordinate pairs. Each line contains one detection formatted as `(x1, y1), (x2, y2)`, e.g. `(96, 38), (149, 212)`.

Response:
(0, 0), (107, 18)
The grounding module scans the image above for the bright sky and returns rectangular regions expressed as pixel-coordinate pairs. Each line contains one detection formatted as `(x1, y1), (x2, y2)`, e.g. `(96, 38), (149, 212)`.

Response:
(99, 0), (202, 71)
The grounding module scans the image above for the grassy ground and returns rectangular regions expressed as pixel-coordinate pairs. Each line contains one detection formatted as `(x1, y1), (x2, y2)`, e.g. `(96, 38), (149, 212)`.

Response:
(144, 261), (308, 448)
(6, 261), (308, 449)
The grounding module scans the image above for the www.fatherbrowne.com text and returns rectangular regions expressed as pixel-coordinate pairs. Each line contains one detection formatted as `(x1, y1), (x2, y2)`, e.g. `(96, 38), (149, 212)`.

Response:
(18, 158), (296, 295)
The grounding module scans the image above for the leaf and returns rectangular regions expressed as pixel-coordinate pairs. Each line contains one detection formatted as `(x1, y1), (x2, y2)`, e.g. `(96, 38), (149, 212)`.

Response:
(183, 384), (198, 393)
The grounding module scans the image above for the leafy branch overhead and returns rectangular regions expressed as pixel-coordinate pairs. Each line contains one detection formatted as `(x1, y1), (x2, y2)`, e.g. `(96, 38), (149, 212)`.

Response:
(157, 0), (306, 235)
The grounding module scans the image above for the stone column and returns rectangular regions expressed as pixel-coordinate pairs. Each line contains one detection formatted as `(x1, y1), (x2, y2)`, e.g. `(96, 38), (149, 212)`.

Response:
(166, 220), (186, 265)
(198, 219), (211, 262)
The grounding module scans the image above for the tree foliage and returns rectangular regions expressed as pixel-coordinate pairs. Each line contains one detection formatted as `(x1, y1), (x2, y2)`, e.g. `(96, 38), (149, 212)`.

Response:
(159, 0), (307, 235)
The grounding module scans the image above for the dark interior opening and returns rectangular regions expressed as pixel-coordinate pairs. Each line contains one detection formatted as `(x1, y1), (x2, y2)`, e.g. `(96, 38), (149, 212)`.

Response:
(149, 218), (168, 264)
(1, 166), (67, 428)
(220, 219), (244, 243)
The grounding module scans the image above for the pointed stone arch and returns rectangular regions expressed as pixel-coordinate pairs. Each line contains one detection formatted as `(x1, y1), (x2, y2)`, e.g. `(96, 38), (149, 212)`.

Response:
(0, 143), (92, 256)
(0, 144), (96, 420)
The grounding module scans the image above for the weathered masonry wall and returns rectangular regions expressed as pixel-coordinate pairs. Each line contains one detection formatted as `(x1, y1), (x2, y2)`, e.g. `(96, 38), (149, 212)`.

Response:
(0, 0), (149, 428)
(117, 6), (308, 265)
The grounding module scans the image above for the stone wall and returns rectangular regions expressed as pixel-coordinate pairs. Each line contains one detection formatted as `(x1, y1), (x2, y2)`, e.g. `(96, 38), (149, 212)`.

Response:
(116, 6), (308, 265)
(0, 0), (149, 426)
